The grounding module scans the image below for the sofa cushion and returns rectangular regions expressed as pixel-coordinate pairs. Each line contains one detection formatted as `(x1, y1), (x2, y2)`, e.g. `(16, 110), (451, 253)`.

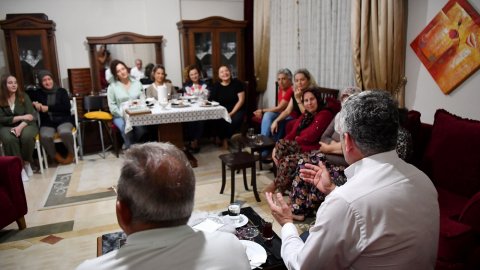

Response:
(422, 109), (480, 197)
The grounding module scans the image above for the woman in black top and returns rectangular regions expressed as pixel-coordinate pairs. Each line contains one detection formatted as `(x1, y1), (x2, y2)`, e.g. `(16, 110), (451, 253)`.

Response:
(209, 65), (245, 149)
(31, 70), (74, 164)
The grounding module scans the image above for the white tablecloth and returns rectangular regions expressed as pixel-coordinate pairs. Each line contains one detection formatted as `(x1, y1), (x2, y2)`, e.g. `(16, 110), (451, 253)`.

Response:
(125, 102), (231, 133)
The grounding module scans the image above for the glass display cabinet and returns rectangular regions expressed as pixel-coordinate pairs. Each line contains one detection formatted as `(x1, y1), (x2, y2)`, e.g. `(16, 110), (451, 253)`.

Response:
(0, 13), (60, 91)
(177, 16), (247, 82)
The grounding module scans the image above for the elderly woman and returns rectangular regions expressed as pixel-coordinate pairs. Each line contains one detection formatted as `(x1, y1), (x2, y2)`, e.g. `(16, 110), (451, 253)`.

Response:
(146, 64), (175, 102)
(209, 65), (245, 149)
(30, 70), (75, 165)
(0, 74), (38, 181)
(183, 65), (210, 153)
(264, 87), (339, 194)
(107, 59), (147, 149)
(253, 68), (294, 142)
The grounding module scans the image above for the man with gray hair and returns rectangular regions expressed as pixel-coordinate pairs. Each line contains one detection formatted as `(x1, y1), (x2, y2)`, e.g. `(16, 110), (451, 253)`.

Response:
(77, 142), (250, 270)
(266, 91), (439, 269)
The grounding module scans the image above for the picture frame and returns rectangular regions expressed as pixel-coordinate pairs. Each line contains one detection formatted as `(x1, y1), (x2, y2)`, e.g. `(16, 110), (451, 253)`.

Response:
(410, 0), (480, 94)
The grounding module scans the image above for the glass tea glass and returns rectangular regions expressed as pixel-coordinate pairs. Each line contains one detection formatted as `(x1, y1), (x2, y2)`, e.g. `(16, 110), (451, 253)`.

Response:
(247, 128), (255, 140)
(262, 217), (274, 240)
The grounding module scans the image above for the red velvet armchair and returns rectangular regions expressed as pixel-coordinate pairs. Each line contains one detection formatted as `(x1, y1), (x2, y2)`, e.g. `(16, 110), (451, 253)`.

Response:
(406, 110), (480, 270)
(0, 156), (28, 230)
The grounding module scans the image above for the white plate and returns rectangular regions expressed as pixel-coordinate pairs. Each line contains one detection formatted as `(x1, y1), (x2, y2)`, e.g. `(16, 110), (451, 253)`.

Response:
(223, 214), (248, 228)
(199, 101), (219, 107)
(240, 240), (268, 269)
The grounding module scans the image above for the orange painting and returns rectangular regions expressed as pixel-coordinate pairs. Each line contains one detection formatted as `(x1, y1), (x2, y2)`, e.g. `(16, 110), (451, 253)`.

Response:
(411, 0), (480, 94)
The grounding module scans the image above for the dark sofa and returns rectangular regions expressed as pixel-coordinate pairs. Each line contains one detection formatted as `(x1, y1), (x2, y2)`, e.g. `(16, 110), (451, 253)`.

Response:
(406, 109), (480, 270)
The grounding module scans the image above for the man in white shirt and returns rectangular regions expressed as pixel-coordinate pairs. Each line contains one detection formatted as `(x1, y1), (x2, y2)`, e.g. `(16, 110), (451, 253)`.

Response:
(129, 58), (144, 81)
(266, 90), (439, 270)
(77, 142), (250, 270)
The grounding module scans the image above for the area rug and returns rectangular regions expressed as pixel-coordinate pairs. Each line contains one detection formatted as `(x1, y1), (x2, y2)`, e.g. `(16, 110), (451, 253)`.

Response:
(41, 156), (121, 209)
(0, 221), (74, 243)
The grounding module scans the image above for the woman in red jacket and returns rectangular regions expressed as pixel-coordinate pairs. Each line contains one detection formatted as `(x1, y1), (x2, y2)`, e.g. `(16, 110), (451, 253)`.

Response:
(264, 87), (339, 194)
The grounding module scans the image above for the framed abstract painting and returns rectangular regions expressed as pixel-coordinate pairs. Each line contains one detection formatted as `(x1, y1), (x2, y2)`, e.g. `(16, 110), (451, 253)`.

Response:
(410, 0), (480, 94)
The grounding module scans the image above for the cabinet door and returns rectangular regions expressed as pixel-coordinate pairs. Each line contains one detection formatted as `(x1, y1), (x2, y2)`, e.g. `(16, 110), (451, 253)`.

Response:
(13, 30), (50, 89)
(219, 31), (241, 79)
(192, 31), (213, 79)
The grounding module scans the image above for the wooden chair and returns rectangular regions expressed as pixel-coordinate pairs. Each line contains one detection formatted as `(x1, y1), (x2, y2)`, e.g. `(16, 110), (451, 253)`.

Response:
(219, 135), (261, 203)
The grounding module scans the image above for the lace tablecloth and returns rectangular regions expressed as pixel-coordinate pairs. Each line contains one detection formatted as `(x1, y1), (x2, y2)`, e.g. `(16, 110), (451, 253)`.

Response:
(125, 102), (231, 133)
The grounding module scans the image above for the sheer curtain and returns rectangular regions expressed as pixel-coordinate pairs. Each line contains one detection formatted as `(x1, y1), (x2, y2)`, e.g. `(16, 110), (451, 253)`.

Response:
(262, 0), (354, 108)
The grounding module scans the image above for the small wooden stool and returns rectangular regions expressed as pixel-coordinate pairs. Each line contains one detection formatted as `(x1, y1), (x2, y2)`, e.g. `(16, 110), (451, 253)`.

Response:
(219, 151), (261, 203)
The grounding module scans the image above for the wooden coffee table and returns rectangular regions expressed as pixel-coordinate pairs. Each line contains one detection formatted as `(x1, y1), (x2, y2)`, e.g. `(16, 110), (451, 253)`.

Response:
(97, 207), (286, 269)
(240, 135), (275, 171)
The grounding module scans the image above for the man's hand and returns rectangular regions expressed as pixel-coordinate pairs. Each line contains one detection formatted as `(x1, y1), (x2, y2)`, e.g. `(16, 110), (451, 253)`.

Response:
(265, 192), (293, 226)
(299, 163), (336, 195)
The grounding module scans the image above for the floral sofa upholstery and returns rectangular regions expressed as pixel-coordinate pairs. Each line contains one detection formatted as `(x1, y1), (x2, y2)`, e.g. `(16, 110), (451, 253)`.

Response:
(406, 109), (480, 270)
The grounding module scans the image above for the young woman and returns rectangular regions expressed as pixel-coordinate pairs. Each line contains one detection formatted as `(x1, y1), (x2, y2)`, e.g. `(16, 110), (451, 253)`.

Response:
(30, 70), (75, 165)
(0, 74), (38, 181)
(107, 60), (147, 149)
(209, 65), (245, 149)
(183, 65), (210, 152)
(146, 64), (174, 102)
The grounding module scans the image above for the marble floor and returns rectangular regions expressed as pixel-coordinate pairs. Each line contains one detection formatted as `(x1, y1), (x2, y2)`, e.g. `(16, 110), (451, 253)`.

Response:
(0, 143), (298, 269)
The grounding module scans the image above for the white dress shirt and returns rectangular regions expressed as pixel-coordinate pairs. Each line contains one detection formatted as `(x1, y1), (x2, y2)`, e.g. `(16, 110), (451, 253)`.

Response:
(280, 150), (439, 270)
(130, 66), (144, 81)
(77, 225), (250, 270)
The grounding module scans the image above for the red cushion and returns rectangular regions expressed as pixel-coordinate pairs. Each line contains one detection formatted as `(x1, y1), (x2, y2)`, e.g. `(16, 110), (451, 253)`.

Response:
(459, 191), (480, 230)
(421, 109), (480, 197)
(437, 187), (469, 218)
(437, 216), (474, 261)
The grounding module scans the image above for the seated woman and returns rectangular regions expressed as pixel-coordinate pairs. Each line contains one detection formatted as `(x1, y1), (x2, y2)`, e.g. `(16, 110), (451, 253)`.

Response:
(107, 60), (147, 149)
(288, 87), (361, 221)
(209, 65), (245, 150)
(146, 64), (175, 102)
(270, 69), (316, 140)
(264, 86), (339, 194)
(252, 68), (293, 142)
(183, 65), (210, 153)
(30, 70), (75, 165)
(0, 74), (38, 181)
(139, 63), (154, 85)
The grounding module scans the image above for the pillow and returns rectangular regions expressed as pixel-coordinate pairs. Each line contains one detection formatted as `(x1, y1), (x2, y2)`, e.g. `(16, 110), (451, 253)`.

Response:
(421, 109), (480, 197)
(84, 111), (112, 120)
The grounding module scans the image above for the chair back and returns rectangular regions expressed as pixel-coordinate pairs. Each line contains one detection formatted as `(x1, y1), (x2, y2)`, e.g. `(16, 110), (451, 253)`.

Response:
(83, 95), (105, 112)
(317, 87), (339, 103)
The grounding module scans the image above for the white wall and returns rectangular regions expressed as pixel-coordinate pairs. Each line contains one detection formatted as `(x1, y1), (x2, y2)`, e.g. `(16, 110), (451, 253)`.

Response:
(0, 0), (243, 88)
(406, 0), (480, 123)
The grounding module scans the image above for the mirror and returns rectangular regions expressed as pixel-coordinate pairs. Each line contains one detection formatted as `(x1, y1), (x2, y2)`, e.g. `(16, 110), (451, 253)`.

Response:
(87, 32), (164, 92)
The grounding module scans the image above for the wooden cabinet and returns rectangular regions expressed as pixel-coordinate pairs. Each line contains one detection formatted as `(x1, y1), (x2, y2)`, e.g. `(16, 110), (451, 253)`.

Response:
(0, 13), (60, 91)
(68, 68), (92, 97)
(177, 16), (247, 82)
